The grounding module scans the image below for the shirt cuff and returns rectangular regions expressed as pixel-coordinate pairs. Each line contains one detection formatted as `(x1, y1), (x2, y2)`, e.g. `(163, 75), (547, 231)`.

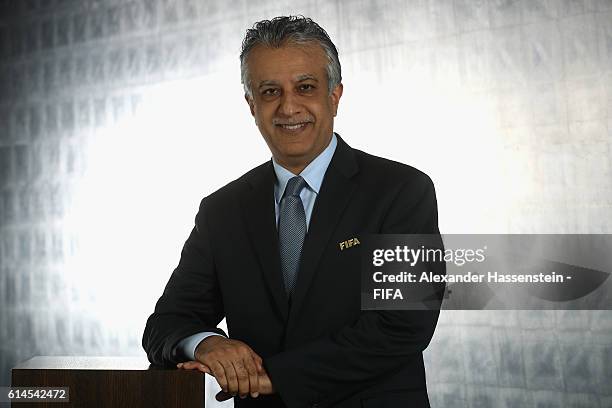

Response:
(175, 332), (225, 361)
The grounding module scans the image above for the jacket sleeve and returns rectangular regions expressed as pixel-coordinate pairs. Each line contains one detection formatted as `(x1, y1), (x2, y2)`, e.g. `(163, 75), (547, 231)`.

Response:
(264, 174), (444, 408)
(142, 198), (226, 367)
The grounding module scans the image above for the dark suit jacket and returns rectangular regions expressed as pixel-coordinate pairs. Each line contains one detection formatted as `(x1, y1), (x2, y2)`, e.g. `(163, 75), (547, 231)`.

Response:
(143, 135), (442, 408)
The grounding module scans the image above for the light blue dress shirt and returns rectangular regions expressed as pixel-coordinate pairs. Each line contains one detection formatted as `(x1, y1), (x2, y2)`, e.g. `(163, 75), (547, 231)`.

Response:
(176, 134), (338, 360)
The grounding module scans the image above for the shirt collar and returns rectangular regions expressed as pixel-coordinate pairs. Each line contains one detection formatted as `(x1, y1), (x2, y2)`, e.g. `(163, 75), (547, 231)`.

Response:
(272, 133), (338, 203)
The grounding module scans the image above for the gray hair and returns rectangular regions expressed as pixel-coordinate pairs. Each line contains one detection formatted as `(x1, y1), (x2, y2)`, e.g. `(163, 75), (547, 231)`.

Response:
(240, 15), (342, 98)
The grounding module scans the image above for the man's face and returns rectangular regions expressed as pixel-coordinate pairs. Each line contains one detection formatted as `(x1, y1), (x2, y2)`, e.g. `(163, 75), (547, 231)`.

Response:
(245, 42), (343, 173)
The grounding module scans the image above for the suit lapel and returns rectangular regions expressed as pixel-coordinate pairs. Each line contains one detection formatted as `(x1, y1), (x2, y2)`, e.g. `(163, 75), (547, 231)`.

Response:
(241, 162), (289, 322)
(288, 135), (359, 327)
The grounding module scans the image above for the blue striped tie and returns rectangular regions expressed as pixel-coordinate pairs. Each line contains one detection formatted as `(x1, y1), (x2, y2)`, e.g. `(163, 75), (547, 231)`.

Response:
(279, 176), (307, 297)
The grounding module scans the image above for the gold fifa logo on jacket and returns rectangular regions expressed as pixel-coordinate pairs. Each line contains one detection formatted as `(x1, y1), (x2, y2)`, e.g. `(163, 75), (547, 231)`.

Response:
(339, 237), (360, 251)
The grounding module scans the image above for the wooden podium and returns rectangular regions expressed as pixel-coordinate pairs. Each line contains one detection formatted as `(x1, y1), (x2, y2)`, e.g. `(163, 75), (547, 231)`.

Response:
(11, 356), (205, 407)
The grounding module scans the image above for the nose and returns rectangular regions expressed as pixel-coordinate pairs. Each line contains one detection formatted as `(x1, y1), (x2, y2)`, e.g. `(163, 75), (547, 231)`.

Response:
(277, 90), (301, 117)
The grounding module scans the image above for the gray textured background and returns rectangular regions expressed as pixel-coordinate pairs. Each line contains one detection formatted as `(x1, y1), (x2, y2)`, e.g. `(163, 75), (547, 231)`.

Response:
(1, 0), (611, 407)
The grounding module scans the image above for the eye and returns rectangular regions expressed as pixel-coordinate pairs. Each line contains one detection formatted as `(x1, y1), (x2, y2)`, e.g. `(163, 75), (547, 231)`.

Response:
(261, 88), (279, 96)
(298, 84), (315, 92)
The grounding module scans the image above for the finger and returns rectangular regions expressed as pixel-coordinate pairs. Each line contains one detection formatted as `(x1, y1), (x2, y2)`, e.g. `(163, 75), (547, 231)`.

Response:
(219, 359), (239, 395)
(215, 390), (233, 402)
(250, 351), (264, 373)
(259, 373), (273, 395)
(178, 361), (201, 370)
(231, 360), (250, 398)
(199, 363), (211, 374)
(208, 360), (229, 393)
(177, 361), (211, 374)
(243, 355), (260, 397)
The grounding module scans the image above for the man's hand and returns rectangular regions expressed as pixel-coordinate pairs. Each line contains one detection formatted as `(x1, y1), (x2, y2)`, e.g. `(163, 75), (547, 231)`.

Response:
(179, 336), (266, 398)
(177, 359), (275, 401)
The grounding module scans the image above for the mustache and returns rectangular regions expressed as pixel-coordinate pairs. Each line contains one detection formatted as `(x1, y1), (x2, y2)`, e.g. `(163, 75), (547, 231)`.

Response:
(272, 117), (314, 125)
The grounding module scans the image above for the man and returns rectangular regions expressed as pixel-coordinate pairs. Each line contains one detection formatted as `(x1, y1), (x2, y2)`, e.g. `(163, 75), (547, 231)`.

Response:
(143, 16), (442, 408)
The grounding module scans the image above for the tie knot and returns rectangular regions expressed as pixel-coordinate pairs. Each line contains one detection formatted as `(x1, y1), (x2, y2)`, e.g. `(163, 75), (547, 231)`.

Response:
(284, 176), (307, 198)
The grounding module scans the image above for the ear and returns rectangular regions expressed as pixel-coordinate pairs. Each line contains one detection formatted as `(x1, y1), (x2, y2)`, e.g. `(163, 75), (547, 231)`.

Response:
(245, 94), (255, 116)
(329, 83), (343, 117)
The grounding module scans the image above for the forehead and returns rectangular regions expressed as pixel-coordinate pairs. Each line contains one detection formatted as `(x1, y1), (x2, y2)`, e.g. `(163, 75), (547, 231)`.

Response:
(247, 43), (328, 82)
